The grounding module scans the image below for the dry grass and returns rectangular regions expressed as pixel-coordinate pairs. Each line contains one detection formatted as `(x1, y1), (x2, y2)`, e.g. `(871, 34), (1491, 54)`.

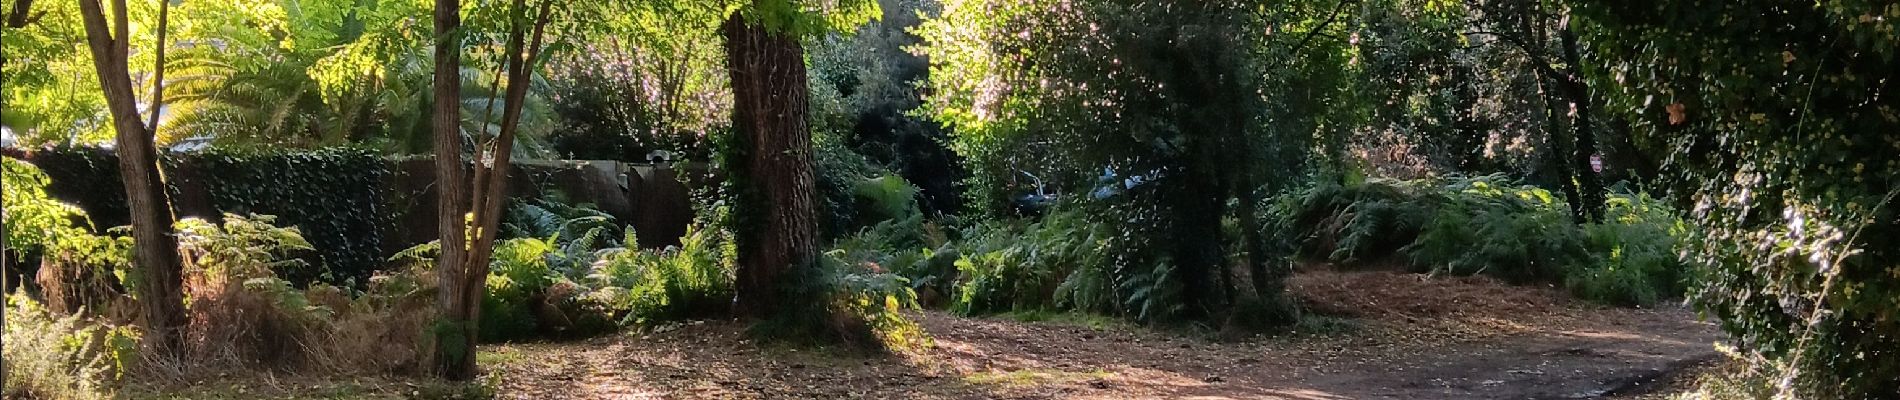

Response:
(172, 268), (436, 377)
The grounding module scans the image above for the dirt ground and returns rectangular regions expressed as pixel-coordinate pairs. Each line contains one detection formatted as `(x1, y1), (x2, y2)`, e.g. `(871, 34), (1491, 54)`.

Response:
(473, 269), (1724, 400)
(120, 268), (1722, 399)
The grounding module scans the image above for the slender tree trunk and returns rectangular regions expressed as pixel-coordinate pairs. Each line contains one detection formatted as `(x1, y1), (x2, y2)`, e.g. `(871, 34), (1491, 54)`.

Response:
(432, 0), (553, 379)
(429, 0), (475, 380)
(1237, 186), (1279, 300)
(1559, 24), (1604, 223)
(1450, 63), (1486, 172)
(76, 0), (186, 355)
(722, 13), (820, 318)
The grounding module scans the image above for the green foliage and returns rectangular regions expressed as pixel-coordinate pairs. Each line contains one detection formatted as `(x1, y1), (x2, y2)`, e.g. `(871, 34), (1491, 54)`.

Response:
(481, 237), (557, 341)
(0, 0), (115, 145)
(1278, 175), (1688, 306)
(1573, 1), (1900, 396)
(13, 147), (397, 287)
(731, 0), (881, 40)
(1401, 177), (1589, 283)
(813, 134), (926, 241)
(176, 214), (316, 283)
(3, 292), (138, 400)
(1568, 194), (1688, 306)
(747, 247), (921, 350)
(588, 222), (738, 324)
(545, 0), (729, 161)
(805, 0), (963, 215)
(21, 147), (130, 230)
(3, 156), (92, 254)
(396, 201), (742, 340)
(947, 210), (1113, 315)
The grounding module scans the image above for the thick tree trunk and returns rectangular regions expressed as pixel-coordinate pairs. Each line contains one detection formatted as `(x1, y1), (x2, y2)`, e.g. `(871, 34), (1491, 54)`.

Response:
(76, 0), (186, 355)
(722, 14), (820, 318)
(1169, 171), (1226, 318)
(5, 0), (32, 28)
(429, 0), (476, 380)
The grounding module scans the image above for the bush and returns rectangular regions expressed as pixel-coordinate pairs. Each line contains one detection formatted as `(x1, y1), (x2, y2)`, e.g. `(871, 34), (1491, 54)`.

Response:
(389, 200), (743, 341)
(1568, 194), (1687, 306)
(587, 222), (737, 325)
(1277, 175), (1689, 306)
(747, 247), (924, 350)
(3, 293), (138, 400)
(180, 214), (431, 373)
(945, 210), (1112, 315)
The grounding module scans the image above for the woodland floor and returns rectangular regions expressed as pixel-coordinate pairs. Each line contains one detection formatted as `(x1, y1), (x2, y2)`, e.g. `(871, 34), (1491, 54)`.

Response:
(125, 267), (1724, 399)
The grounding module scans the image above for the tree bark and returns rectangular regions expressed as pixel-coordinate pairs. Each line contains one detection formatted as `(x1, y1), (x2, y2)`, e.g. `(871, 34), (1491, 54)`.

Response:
(5, 0), (33, 28)
(76, 0), (186, 355)
(429, 0), (475, 380)
(722, 14), (820, 319)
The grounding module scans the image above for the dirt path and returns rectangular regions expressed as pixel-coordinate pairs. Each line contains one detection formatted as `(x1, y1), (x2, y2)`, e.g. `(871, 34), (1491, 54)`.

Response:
(486, 269), (1723, 399)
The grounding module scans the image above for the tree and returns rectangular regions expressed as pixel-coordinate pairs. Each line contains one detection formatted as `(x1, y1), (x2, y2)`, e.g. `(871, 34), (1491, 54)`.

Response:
(1573, 1), (1898, 396)
(429, 0), (557, 380)
(1461, 0), (1605, 223)
(3, 0), (111, 145)
(74, 0), (186, 354)
(717, 0), (877, 324)
(919, 0), (1310, 321)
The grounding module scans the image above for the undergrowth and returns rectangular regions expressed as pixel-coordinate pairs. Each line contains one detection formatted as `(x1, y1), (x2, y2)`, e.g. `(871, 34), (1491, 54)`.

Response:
(1276, 175), (1689, 306)
(3, 293), (137, 400)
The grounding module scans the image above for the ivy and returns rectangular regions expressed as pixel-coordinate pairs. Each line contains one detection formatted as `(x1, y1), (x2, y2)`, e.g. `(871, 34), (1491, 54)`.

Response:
(22, 146), (393, 288)
(1574, 1), (1900, 397)
(191, 147), (392, 287)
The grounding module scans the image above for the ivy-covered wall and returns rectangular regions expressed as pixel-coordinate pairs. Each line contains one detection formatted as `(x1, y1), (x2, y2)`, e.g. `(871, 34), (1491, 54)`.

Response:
(24, 147), (391, 285)
(15, 146), (710, 288)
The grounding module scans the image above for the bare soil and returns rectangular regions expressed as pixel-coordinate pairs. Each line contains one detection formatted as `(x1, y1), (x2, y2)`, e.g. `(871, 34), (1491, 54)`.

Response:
(477, 269), (1723, 399)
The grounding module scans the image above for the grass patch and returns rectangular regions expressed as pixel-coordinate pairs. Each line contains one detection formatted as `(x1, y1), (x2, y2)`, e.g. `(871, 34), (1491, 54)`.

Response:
(475, 346), (528, 367)
(998, 310), (1127, 331)
(962, 368), (1113, 387)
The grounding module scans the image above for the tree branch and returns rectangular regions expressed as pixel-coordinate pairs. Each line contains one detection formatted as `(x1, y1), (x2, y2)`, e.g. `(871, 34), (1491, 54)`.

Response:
(1463, 30), (1570, 85)
(146, 0), (171, 133)
(1287, 0), (1357, 54)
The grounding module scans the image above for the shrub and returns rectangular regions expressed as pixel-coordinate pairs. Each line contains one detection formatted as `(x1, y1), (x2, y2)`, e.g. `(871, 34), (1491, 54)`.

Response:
(587, 223), (737, 325)
(1568, 194), (1687, 306)
(3, 157), (91, 255)
(3, 293), (138, 400)
(1402, 178), (1590, 283)
(748, 248), (924, 350)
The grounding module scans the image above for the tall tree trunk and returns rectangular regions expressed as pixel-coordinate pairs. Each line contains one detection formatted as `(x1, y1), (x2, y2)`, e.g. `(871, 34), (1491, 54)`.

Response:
(1169, 170), (1225, 319)
(1559, 24), (1604, 223)
(76, 0), (186, 355)
(1237, 186), (1280, 300)
(429, 0), (475, 380)
(722, 14), (819, 318)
